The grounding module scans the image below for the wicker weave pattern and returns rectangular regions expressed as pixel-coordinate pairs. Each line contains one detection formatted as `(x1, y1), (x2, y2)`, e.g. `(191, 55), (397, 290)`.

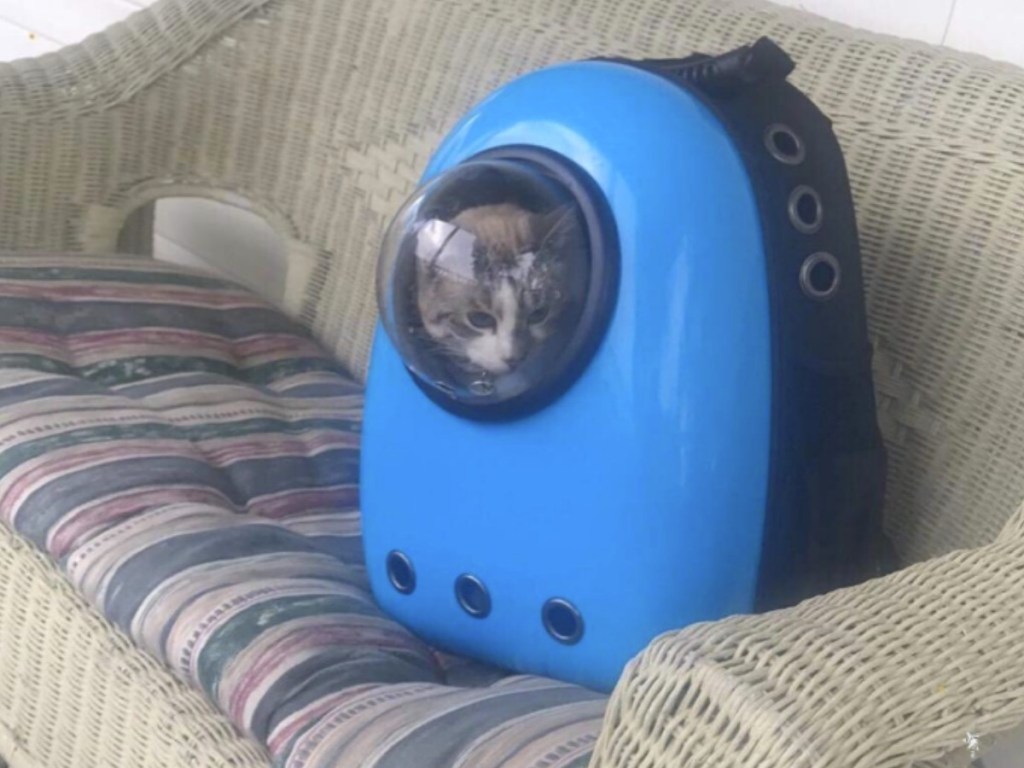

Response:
(2, 0), (1024, 765)
(0, 257), (612, 768)
(5, 0), (1024, 565)
(596, 502), (1024, 768)
(0, 520), (271, 768)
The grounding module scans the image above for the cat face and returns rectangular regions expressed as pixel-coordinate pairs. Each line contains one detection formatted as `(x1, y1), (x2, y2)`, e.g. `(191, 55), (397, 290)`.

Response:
(414, 203), (572, 376)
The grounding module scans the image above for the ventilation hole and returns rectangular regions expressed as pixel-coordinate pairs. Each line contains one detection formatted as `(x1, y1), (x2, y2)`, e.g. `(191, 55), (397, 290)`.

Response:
(764, 124), (805, 165)
(808, 261), (835, 292)
(800, 252), (841, 301)
(542, 598), (584, 645)
(455, 574), (491, 618)
(386, 550), (416, 594)
(788, 186), (823, 234)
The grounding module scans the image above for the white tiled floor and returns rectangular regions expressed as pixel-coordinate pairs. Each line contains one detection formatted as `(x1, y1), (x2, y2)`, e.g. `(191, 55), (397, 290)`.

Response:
(154, 197), (287, 304)
(0, 15), (59, 59)
(772, 0), (957, 47)
(945, 0), (1024, 69)
(1, 2), (1024, 763)
(768, 0), (1024, 68)
(0, 0), (145, 48)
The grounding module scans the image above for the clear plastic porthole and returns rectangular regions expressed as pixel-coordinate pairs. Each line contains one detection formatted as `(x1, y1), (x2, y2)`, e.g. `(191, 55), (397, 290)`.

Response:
(377, 150), (618, 419)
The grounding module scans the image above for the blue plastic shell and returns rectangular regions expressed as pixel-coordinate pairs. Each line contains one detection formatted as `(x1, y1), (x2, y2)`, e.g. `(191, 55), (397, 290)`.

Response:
(362, 61), (772, 691)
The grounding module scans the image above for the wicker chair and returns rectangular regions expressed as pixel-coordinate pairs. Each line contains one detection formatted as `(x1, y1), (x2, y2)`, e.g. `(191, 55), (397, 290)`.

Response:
(3, 0), (1024, 766)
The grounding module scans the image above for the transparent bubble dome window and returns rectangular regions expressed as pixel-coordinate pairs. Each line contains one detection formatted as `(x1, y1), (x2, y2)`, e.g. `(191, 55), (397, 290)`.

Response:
(377, 152), (618, 418)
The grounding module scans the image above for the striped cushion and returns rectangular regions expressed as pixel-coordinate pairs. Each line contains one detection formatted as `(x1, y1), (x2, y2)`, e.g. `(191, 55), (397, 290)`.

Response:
(0, 257), (605, 768)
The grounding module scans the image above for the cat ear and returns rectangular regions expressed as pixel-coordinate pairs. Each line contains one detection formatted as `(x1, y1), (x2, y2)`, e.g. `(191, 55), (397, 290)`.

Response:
(536, 205), (576, 251)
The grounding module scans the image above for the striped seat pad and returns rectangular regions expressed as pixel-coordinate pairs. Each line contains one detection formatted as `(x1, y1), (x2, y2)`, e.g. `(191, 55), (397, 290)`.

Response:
(0, 256), (606, 768)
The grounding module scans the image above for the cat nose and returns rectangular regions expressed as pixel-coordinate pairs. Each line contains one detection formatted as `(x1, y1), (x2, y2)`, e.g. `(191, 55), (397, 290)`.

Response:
(503, 352), (525, 367)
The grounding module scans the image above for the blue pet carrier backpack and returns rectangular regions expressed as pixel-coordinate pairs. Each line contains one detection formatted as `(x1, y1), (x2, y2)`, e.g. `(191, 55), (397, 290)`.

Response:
(362, 38), (889, 691)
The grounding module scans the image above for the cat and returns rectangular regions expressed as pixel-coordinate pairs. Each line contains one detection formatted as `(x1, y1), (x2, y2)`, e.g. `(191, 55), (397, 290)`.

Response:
(413, 203), (574, 377)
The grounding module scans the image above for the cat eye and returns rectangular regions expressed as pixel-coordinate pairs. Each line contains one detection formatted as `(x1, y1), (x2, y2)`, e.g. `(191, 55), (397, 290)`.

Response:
(527, 306), (549, 325)
(466, 311), (497, 330)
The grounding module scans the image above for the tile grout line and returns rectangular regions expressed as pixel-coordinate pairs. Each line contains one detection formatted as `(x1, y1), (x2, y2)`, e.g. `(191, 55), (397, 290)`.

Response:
(0, 14), (64, 46)
(0, 0), (149, 50)
(940, 0), (959, 45)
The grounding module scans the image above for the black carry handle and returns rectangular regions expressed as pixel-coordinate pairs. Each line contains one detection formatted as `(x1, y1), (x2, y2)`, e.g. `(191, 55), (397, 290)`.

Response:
(642, 37), (795, 95)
